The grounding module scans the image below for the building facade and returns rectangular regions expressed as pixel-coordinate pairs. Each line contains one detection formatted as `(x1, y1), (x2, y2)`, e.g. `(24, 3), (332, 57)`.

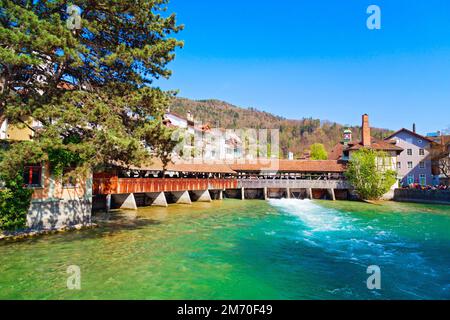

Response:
(385, 128), (437, 187)
(164, 111), (243, 161)
(0, 119), (92, 230)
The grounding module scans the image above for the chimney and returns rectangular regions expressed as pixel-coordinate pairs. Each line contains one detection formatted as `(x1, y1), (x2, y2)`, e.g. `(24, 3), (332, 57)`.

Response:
(413, 123), (416, 133)
(362, 114), (371, 147)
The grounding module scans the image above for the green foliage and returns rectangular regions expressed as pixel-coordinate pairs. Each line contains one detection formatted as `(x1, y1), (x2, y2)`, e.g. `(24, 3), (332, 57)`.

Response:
(0, 172), (33, 231)
(345, 148), (398, 200)
(310, 143), (328, 160)
(48, 148), (83, 177)
(0, 0), (183, 178)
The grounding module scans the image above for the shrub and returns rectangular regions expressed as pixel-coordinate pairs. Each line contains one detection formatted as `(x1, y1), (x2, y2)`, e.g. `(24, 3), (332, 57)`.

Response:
(0, 173), (33, 231)
(345, 148), (397, 200)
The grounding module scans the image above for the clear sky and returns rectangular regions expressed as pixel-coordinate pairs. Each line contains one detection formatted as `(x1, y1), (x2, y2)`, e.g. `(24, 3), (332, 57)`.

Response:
(156, 0), (450, 134)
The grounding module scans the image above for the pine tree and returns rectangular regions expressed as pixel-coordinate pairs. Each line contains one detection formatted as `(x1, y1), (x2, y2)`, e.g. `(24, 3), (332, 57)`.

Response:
(0, 0), (183, 179)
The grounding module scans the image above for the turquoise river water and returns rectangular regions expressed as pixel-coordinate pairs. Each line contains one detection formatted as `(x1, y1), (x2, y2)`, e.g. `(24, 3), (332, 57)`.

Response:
(0, 199), (449, 300)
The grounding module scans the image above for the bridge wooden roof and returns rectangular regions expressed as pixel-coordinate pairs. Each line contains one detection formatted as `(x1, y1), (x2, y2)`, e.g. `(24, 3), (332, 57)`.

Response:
(230, 160), (346, 173)
(115, 159), (346, 174)
(119, 159), (237, 174)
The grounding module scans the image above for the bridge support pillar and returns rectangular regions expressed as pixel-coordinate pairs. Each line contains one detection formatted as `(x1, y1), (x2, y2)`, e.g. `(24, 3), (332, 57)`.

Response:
(192, 190), (212, 202)
(286, 188), (291, 199)
(307, 188), (313, 200)
(106, 194), (112, 212)
(263, 187), (268, 200)
(219, 190), (223, 200)
(145, 192), (168, 207)
(171, 191), (192, 205)
(113, 193), (138, 210)
(328, 188), (336, 201)
(241, 188), (245, 200)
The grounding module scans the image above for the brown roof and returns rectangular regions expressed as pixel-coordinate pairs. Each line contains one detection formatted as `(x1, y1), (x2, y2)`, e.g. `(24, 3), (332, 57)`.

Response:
(118, 159), (237, 174)
(385, 128), (435, 143)
(57, 81), (77, 90)
(329, 143), (344, 160)
(168, 162), (236, 174)
(346, 137), (403, 152)
(116, 158), (346, 174)
(230, 160), (346, 173)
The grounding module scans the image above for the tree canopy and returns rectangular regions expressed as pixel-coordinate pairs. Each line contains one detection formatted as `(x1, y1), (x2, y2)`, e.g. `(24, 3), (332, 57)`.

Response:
(0, 0), (183, 179)
(345, 148), (397, 200)
(309, 143), (328, 160)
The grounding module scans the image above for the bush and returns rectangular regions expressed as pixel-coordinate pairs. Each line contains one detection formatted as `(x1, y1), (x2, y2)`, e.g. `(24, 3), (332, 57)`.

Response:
(0, 173), (33, 231)
(345, 148), (397, 200)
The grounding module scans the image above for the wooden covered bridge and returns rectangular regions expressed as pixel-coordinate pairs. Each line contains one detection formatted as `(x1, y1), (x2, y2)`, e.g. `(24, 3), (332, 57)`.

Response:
(92, 159), (349, 210)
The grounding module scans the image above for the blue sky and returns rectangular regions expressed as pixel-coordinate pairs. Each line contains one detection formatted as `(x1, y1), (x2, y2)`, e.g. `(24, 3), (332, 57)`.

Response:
(156, 0), (450, 134)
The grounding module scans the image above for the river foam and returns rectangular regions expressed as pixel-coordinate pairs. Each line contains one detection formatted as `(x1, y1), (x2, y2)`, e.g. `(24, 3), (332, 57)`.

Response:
(267, 199), (401, 264)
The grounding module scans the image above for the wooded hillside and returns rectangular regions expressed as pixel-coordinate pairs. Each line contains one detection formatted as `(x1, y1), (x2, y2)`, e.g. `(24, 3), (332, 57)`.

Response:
(171, 98), (393, 158)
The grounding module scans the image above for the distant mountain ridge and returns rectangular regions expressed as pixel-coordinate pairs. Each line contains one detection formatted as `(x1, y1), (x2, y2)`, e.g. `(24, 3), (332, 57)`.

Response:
(170, 97), (393, 158)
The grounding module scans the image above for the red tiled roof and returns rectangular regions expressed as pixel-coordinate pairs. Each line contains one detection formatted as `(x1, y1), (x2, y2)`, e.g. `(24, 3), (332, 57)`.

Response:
(168, 162), (236, 174)
(57, 81), (76, 90)
(328, 143), (344, 160)
(114, 159), (346, 173)
(119, 159), (237, 174)
(230, 160), (346, 173)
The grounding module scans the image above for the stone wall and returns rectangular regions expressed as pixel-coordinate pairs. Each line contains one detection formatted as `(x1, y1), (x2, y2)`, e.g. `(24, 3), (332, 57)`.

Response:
(27, 199), (92, 230)
(393, 189), (450, 205)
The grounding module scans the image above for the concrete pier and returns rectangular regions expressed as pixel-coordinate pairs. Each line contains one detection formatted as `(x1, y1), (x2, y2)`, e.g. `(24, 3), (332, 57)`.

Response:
(145, 192), (168, 207)
(171, 191), (192, 205)
(106, 194), (112, 212)
(191, 190), (212, 202)
(307, 188), (313, 200)
(113, 193), (138, 210)
(328, 188), (336, 201)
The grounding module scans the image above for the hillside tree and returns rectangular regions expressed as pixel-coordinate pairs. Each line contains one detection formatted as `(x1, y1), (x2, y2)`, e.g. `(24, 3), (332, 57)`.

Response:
(310, 143), (328, 160)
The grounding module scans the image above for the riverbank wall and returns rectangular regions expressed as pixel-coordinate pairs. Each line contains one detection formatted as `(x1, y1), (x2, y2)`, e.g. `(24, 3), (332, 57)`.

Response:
(393, 189), (450, 205)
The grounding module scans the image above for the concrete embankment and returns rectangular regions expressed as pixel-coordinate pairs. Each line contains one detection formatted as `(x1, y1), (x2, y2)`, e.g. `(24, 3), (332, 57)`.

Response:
(393, 189), (450, 205)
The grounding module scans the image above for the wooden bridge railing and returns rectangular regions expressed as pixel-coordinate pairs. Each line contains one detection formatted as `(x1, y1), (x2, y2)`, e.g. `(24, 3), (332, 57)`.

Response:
(238, 179), (349, 189)
(93, 177), (238, 195)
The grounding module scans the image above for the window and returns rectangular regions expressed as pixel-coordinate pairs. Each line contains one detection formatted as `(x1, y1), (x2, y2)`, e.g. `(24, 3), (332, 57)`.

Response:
(419, 161), (425, 169)
(396, 162), (401, 169)
(23, 165), (42, 187)
(408, 161), (413, 169)
(419, 149), (425, 156)
(419, 174), (426, 186)
(407, 175), (414, 185)
(407, 149), (413, 156)
(418, 139), (423, 144)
